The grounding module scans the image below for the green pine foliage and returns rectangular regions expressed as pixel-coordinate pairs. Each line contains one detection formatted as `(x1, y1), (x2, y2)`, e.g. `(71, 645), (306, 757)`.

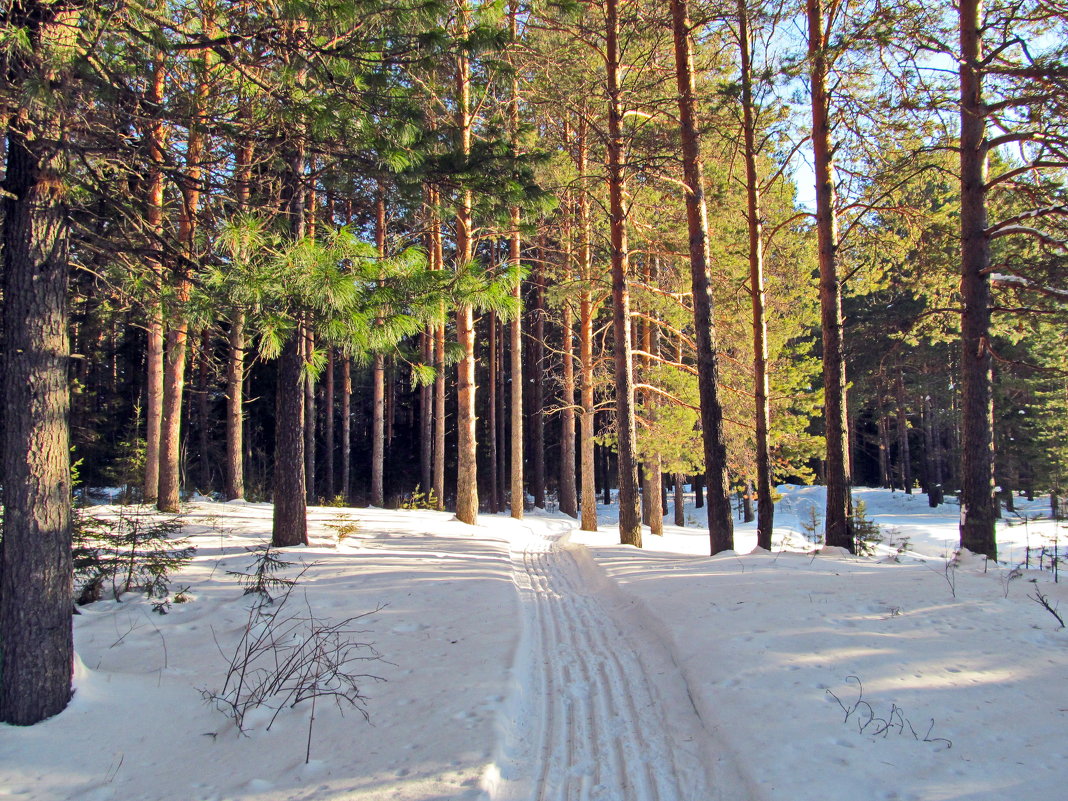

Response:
(74, 509), (195, 613)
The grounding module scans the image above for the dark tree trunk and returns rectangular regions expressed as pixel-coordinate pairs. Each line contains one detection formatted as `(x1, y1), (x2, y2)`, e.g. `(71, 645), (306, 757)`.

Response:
(923, 394), (944, 507)
(559, 300), (578, 518)
(736, 0), (774, 549)
(371, 189), (386, 507)
(324, 348), (335, 500)
(1, 100), (74, 725)
(487, 313), (500, 513)
(304, 328), (316, 504)
(273, 334), (308, 546)
(695, 474), (704, 508)
(531, 249), (546, 509)
(341, 357), (352, 502)
(896, 369), (912, 494)
(577, 115), (598, 532)
(607, 0), (641, 547)
(420, 331), (433, 497)
(142, 53), (166, 505)
(670, 0), (733, 554)
(674, 474), (685, 526)
(958, 0), (997, 559)
(807, 0), (854, 551)
(454, 6), (478, 524)
(196, 331), (212, 491)
(271, 142), (308, 547)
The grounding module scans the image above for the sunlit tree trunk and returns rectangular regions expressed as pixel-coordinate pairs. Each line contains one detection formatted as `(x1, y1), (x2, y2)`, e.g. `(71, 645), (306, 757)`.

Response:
(958, 0), (997, 559)
(670, 0), (733, 553)
(454, 0), (478, 524)
(142, 52), (166, 505)
(576, 115), (598, 532)
(736, 0), (774, 548)
(0, 1), (81, 724)
(371, 188), (387, 507)
(606, 0), (641, 547)
(807, 0), (853, 551)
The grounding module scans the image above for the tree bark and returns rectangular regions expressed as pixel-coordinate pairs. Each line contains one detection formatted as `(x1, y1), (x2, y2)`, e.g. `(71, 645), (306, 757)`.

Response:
(607, 0), (641, 547)
(271, 141), (308, 547)
(142, 52), (166, 505)
(303, 327), (316, 504)
(958, 0), (997, 559)
(1, 61), (74, 724)
(576, 116), (598, 531)
(670, 0), (733, 554)
(341, 357), (352, 502)
(674, 474), (685, 526)
(896, 368), (912, 494)
(371, 189), (387, 507)
(559, 300), (578, 518)
(324, 348), (335, 500)
(531, 247), (546, 509)
(736, 0), (774, 549)
(454, 3), (478, 524)
(487, 313), (500, 513)
(509, 2), (525, 520)
(807, 0), (854, 551)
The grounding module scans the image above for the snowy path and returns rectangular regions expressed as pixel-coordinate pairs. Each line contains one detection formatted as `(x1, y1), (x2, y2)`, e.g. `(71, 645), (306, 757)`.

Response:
(487, 521), (711, 801)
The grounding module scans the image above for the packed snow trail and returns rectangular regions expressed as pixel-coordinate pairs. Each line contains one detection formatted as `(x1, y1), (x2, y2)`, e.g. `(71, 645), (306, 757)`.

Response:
(486, 520), (712, 801)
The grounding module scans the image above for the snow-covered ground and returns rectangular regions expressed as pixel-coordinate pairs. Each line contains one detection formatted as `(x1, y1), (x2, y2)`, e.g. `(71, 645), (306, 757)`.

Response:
(2, 486), (1066, 801)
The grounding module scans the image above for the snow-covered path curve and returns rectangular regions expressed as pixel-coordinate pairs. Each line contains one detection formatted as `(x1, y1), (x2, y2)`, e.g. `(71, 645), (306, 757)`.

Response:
(486, 520), (712, 801)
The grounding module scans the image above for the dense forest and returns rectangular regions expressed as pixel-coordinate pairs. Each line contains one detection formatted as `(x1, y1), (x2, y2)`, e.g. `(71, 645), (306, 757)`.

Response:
(1, 0), (1066, 724)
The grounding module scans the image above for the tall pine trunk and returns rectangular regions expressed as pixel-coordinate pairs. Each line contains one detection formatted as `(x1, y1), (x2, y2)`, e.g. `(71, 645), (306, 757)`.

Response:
(142, 52), (166, 505)
(454, 3), (479, 524)
(271, 142), (309, 547)
(607, 0), (641, 547)
(736, 0), (774, 549)
(576, 115), (598, 532)
(371, 189), (387, 507)
(958, 0), (997, 559)
(670, 0), (733, 553)
(807, 0), (853, 551)
(1, 42), (74, 722)
(560, 300), (578, 518)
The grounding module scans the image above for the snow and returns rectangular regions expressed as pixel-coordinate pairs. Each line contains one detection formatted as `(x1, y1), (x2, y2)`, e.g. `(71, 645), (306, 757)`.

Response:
(2, 486), (1067, 801)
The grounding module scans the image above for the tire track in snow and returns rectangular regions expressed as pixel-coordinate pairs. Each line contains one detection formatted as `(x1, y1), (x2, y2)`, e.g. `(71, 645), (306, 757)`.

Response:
(486, 522), (710, 801)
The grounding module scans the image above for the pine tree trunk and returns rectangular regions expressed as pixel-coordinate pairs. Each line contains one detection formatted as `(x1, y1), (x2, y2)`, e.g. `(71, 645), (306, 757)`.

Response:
(670, 0), (733, 554)
(646, 460), (664, 537)
(607, 0), (641, 547)
(559, 301), (578, 518)
(531, 250), (546, 509)
(271, 141), (308, 547)
(958, 0), (997, 559)
(371, 189), (387, 507)
(896, 369), (912, 494)
(737, 0), (774, 549)
(304, 327), (317, 504)
(196, 331), (212, 491)
(273, 333), (308, 546)
(577, 117), (598, 532)
(324, 348), (335, 500)
(142, 52), (166, 505)
(807, 0), (853, 551)
(508, 3), (525, 520)
(487, 313), (500, 513)
(429, 189), (447, 511)
(341, 357), (352, 502)
(1, 84), (74, 725)
(454, 5), (478, 524)
(674, 474), (685, 526)
(420, 330), (433, 496)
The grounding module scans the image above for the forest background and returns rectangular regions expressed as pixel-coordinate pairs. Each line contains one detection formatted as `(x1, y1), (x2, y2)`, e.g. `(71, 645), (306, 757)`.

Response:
(1, 0), (1066, 725)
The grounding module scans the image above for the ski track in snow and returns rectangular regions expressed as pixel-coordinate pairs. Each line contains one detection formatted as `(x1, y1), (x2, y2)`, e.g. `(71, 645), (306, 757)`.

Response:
(488, 520), (709, 801)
